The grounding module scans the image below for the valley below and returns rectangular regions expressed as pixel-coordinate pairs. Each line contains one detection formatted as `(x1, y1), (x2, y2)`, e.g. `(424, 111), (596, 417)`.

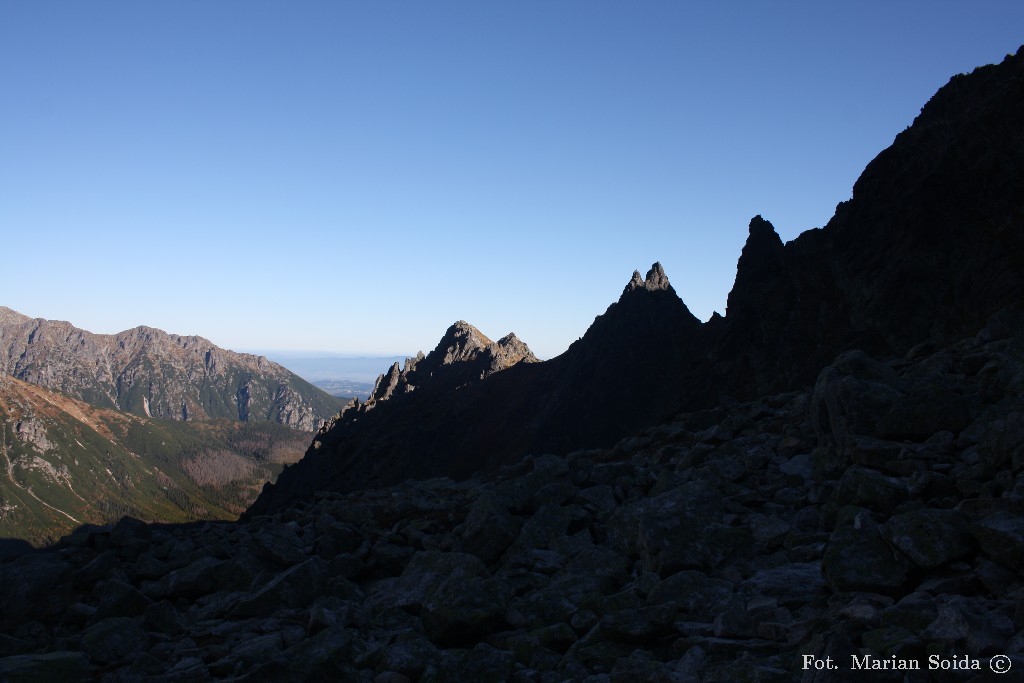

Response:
(0, 374), (311, 547)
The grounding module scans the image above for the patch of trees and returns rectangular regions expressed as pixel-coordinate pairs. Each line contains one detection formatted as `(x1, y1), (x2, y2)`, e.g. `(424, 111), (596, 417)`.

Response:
(182, 449), (264, 488)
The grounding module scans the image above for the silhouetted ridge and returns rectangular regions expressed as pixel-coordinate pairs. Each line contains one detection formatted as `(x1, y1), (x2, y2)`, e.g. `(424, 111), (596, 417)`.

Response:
(707, 47), (1024, 399)
(246, 263), (701, 515)
(248, 47), (1024, 516)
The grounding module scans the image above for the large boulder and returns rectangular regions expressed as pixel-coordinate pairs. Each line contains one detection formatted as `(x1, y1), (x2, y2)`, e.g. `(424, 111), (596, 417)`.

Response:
(80, 617), (149, 665)
(230, 557), (328, 618)
(0, 552), (74, 630)
(822, 509), (911, 594)
(880, 509), (975, 569)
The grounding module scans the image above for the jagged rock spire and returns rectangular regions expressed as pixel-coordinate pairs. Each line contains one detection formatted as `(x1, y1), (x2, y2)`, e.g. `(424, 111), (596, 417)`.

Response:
(644, 262), (671, 291)
(625, 270), (644, 293)
(622, 262), (672, 298)
(725, 215), (786, 319)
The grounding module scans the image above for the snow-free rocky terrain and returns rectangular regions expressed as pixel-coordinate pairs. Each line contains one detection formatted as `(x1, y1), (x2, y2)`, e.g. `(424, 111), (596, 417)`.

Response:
(3, 47), (1024, 683)
(2, 316), (1024, 681)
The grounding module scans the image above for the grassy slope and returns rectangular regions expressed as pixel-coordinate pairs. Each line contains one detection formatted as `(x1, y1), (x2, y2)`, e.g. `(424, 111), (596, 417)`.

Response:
(0, 376), (310, 546)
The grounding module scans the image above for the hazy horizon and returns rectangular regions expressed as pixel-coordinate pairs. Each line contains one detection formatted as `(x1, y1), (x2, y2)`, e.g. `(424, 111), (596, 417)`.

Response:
(260, 352), (408, 384)
(4, 2), (1024, 359)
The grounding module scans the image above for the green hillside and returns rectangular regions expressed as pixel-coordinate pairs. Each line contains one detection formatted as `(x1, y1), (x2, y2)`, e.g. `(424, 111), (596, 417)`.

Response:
(0, 375), (310, 546)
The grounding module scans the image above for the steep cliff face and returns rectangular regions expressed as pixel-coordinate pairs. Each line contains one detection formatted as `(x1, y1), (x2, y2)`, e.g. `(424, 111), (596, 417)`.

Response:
(248, 48), (1024, 515)
(709, 48), (1024, 399)
(0, 310), (342, 430)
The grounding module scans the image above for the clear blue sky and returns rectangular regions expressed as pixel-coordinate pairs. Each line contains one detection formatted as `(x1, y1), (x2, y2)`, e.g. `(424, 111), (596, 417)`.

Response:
(3, 2), (1022, 359)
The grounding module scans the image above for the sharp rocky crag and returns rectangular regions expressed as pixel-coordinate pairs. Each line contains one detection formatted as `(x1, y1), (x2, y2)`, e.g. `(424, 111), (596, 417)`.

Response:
(3, 48), (1024, 682)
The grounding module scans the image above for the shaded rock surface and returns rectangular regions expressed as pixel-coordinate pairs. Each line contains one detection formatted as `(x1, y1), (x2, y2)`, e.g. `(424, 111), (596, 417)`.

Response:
(249, 262), (703, 513)
(4, 324), (1024, 680)
(251, 47), (1024, 515)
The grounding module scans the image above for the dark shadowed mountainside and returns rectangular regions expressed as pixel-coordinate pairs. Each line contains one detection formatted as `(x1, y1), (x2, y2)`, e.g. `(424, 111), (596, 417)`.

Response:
(249, 47), (1024, 516)
(247, 264), (703, 514)
(707, 51), (1024, 397)
(7, 311), (1024, 679)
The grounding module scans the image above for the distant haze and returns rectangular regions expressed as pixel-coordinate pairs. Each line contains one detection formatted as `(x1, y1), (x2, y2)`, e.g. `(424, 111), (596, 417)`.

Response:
(261, 353), (408, 384)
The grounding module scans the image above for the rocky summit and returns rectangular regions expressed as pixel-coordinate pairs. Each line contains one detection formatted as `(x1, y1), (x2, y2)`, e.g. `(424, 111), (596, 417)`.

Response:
(3, 48), (1024, 682)
(0, 309), (342, 431)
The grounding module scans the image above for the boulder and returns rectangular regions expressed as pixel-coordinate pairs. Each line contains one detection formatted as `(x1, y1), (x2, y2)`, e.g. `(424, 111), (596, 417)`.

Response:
(876, 384), (971, 440)
(606, 482), (725, 574)
(230, 557), (328, 618)
(0, 652), (91, 683)
(740, 562), (827, 607)
(822, 510), (911, 594)
(880, 509), (974, 569)
(456, 492), (522, 564)
(0, 552), (73, 629)
(646, 570), (734, 621)
(420, 575), (512, 645)
(367, 551), (488, 613)
(80, 617), (149, 665)
(970, 512), (1024, 569)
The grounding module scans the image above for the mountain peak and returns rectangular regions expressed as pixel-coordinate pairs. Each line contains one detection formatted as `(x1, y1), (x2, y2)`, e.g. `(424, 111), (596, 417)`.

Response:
(0, 310), (342, 429)
(435, 321), (493, 365)
(725, 216), (786, 320)
(622, 262), (672, 298)
(645, 262), (671, 291)
(747, 214), (780, 241)
(625, 270), (644, 293)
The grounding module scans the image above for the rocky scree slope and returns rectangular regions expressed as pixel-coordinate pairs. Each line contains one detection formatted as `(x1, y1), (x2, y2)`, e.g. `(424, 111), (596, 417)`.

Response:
(0, 308), (342, 431)
(251, 48), (1024, 514)
(2, 316), (1023, 681)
